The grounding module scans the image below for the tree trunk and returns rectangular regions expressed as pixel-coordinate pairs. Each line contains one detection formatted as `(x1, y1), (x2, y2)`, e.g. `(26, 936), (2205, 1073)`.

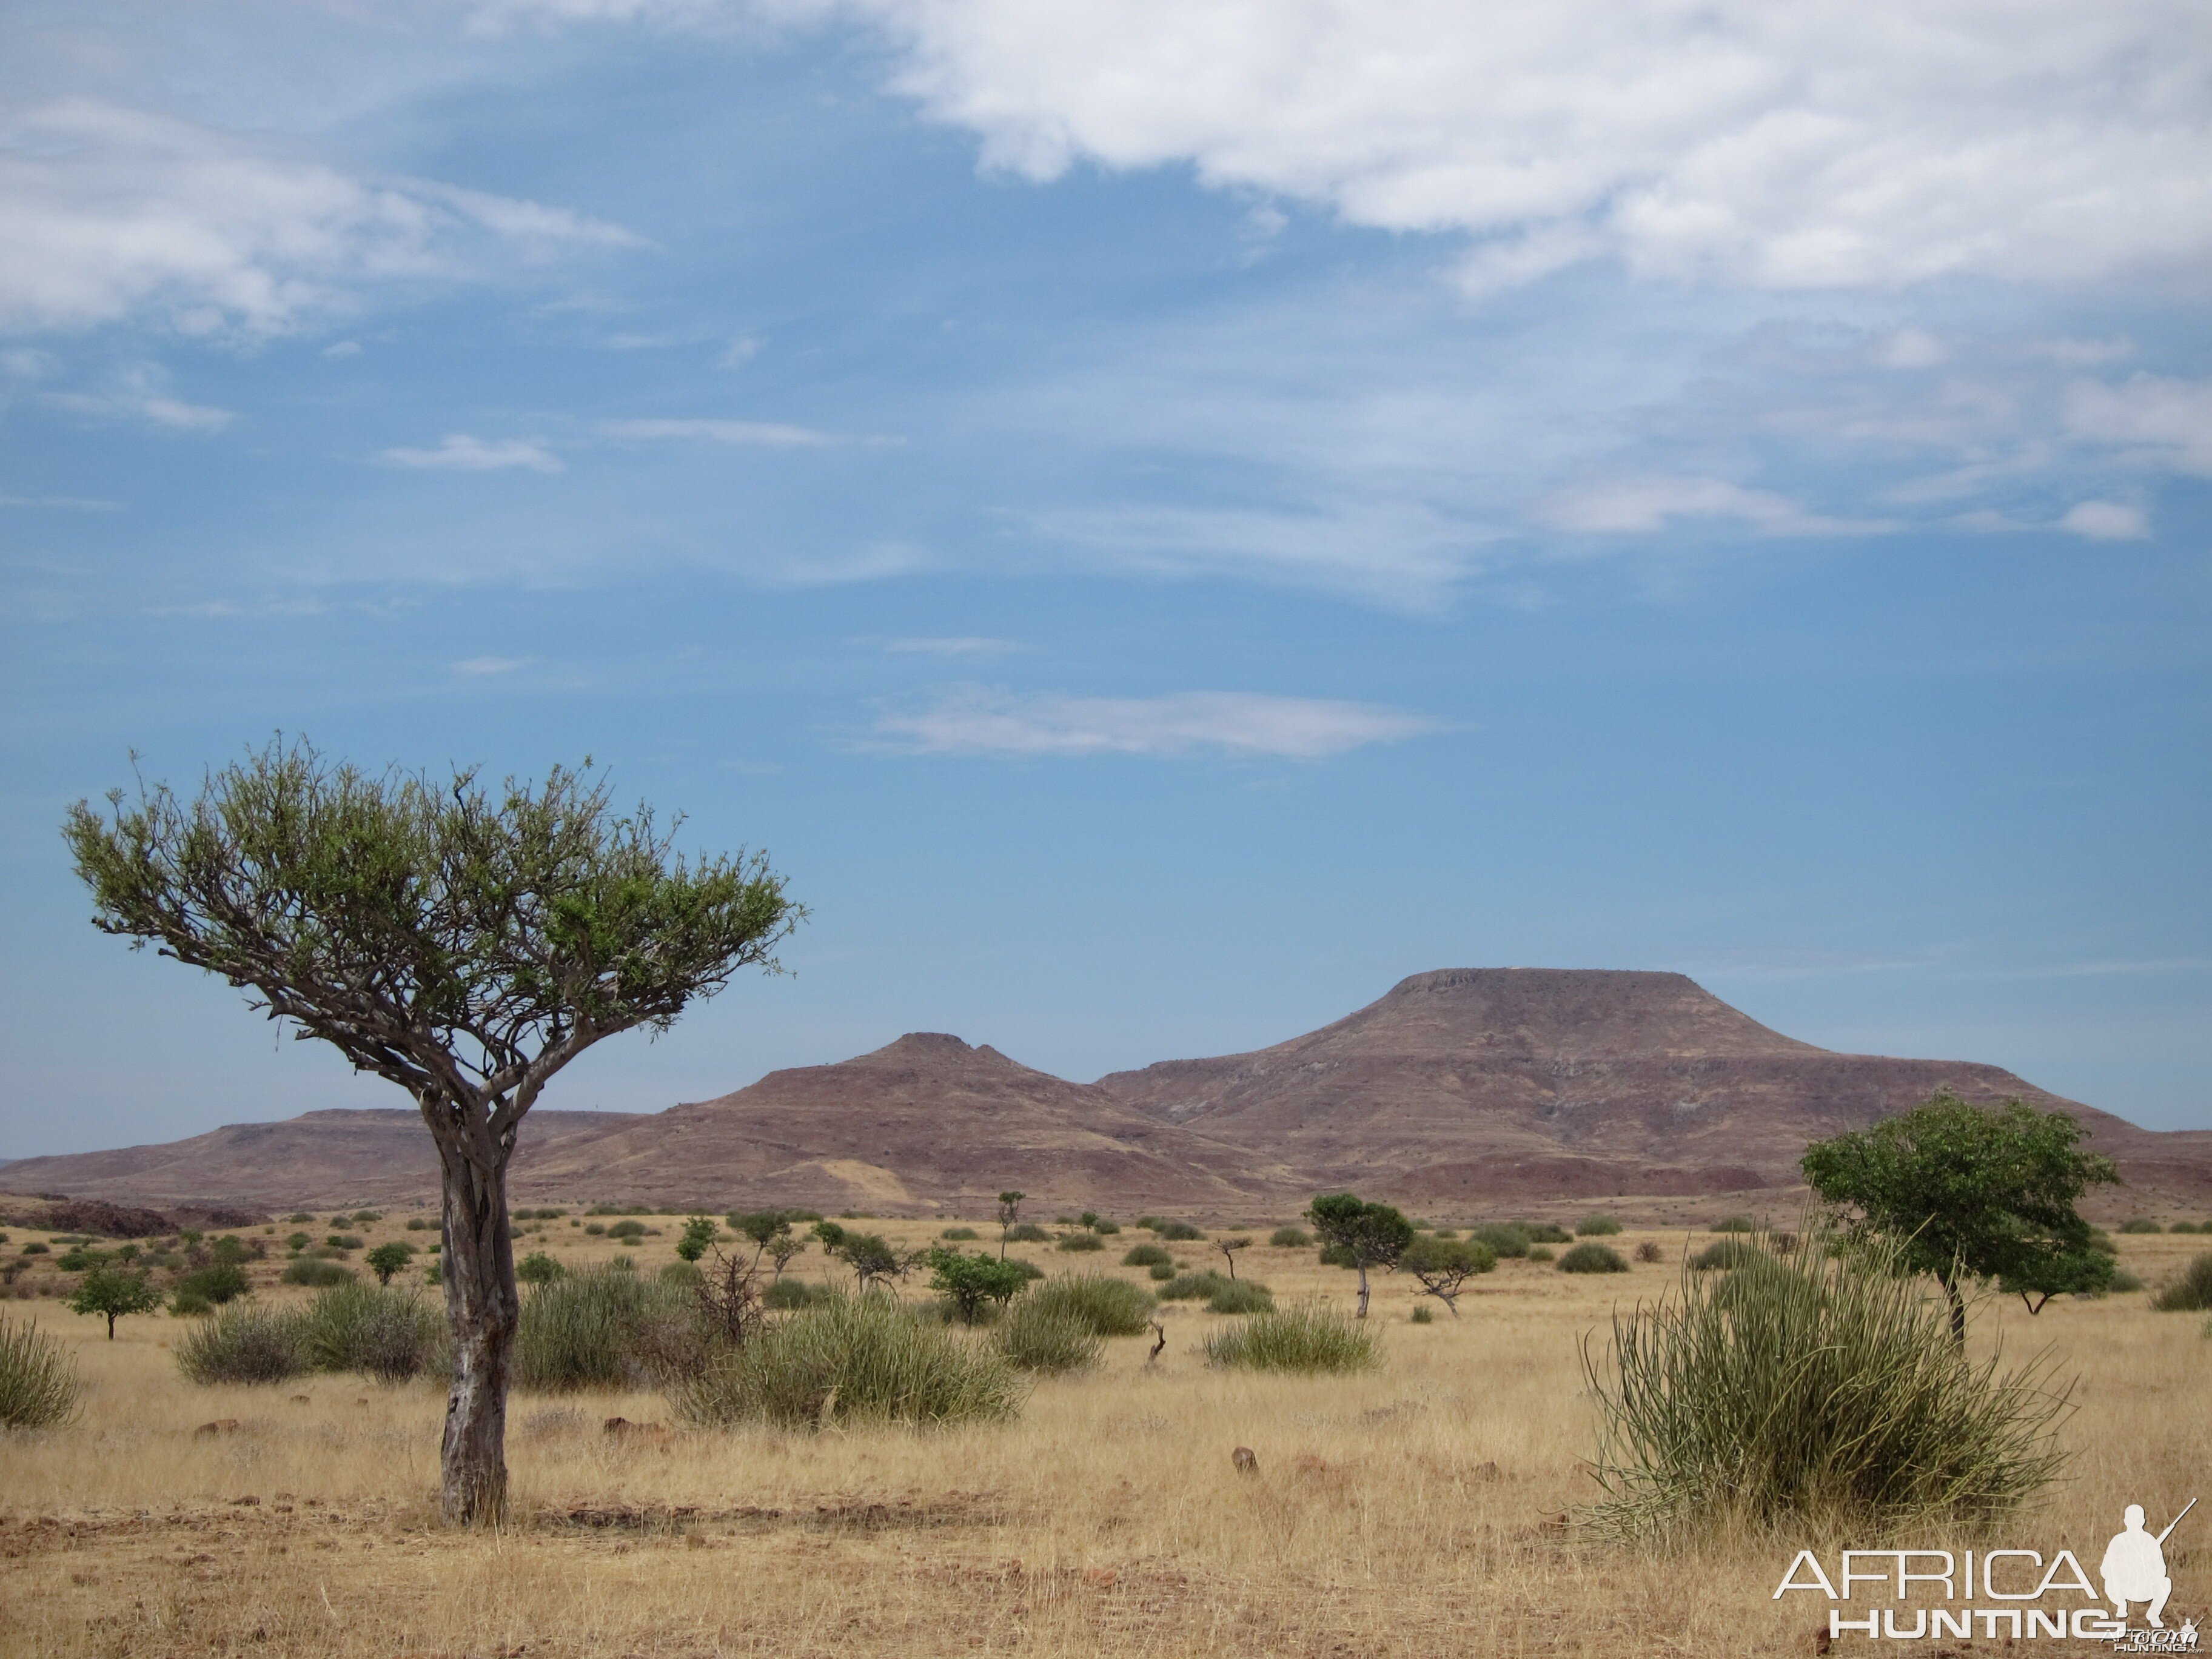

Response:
(1941, 1274), (1966, 1347)
(437, 1136), (518, 1527)
(1354, 1261), (1370, 1319)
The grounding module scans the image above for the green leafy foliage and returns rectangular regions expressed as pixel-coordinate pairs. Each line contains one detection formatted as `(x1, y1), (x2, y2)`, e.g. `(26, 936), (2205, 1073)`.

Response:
(514, 1263), (702, 1392)
(1146, 1261), (1176, 1281)
(517, 1252), (564, 1285)
(1410, 1304), (1433, 1324)
(1575, 1214), (1623, 1236)
(1690, 1239), (1758, 1272)
(281, 1258), (354, 1287)
(365, 1242), (416, 1285)
(1, 1314), (82, 1427)
(1203, 1300), (1381, 1373)
(1155, 1221), (1204, 1241)
(1710, 1216), (1756, 1233)
(1802, 1089), (2120, 1339)
(922, 1247), (1032, 1323)
(1268, 1226), (1312, 1248)
(1054, 1232), (1104, 1252)
(1585, 1222), (2071, 1539)
(1025, 1274), (1157, 1335)
(939, 1227), (980, 1241)
(1401, 1235), (1498, 1312)
(1158, 1270), (1233, 1301)
(1470, 1224), (1530, 1259)
(1002, 1223), (1051, 1244)
(1525, 1223), (1574, 1244)
(675, 1216), (718, 1262)
(1558, 1242), (1629, 1275)
(172, 1262), (249, 1307)
(762, 1277), (826, 1310)
(994, 1300), (1103, 1373)
(2118, 1218), (2162, 1233)
(1121, 1243), (1171, 1268)
(675, 1294), (1024, 1428)
(1204, 1278), (1275, 1315)
(69, 1266), (164, 1336)
(299, 1284), (446, 1381)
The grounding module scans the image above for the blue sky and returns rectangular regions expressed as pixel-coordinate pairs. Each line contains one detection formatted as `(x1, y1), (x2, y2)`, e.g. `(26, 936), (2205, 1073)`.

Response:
(3, 0), (2208, 1159)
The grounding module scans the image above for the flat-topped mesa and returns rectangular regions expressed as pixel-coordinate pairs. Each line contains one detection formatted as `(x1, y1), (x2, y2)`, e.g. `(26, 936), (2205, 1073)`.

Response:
(1338, 968), (1825, 1061)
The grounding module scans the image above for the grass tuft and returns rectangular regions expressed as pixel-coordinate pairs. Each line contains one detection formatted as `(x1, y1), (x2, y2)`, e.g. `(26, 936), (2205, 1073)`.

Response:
(2150, 1252), (2212, 1313)
(175, 1304), (309, 1386)
(1203, 1299), (1381, 1374)
(1024, 1274), (1155, 1336)
(0, 1313), (81, 1427)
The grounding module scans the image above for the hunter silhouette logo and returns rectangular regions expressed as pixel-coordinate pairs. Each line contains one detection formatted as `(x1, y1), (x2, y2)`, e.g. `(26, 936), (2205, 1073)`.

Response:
(1775, 1496), (2198, 1647)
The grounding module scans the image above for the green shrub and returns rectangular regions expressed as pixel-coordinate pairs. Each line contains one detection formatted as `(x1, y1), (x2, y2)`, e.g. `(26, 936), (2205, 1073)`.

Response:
(763, 1278), (826, 1310)
(1710, 1216), (1755, 1234)
(1585, 1224), (2070, 1539)
(514, 1264), (700, 1392)
(1317, 1242), (1359, 1269)
(285, 1233), (312, 1251)
(1559, 1242), (1630, 1274)
(607, 1219), (648, 1239)
(1575, 1214), (1623, 1237)
(1690, 1239), (1758, 1272)
(939, 1227), (980, 1241)
(1156, 1221), (1204, 1241)
(325, 1235), (364, 1252)
(1528, 1247), (1555, 1263)
(55, 1248), (100, 1272)
(1147, 1262), (1175, 1281)
(2118, 1218), (2162, 1234)
(923, 1248), (1031, 1323)
(286, 1213), (313, 1224)
(1003, 1222), (1050, 1243)
(2108, 1270), (2145, 1293)
(1269, 1226), (1312, 1248)
(1410, 1304), (1433, 1324)
(1205, 1278), (1275, 1315)
(1159, 1270), (1233, 1302)
(1122, 1243), (1171, 1268)
(172, 1263), (249, 1305)
(2150, 1253), (2212, 1313)
(675, 1294), (1024, 1428)
(299, 1283), (446, 1381)
(281, 1258), (354, 1287)
(517, 1252), (564, 1285)
(994, 1299), (1104, 1373)
(1204, 1299), (1381, 1373)
(1472, 1224), (1530, 1259)
(1092, 1219), (1121, 1235)
(1056, 1232), (1105, 1252)
(2169, 1221), (2202, 1235)
(1431, 1228), (1458, 1239)
(0, 1313), (81, 1427)
(1025, 1274), (1155, 1336)
(1525, 1223), (1573, 1244)
(19, 1242), (47, 1256)
(176, 1304), (308, 1385)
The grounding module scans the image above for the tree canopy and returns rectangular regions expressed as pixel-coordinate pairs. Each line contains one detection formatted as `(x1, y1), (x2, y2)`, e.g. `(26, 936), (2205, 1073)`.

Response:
(1306, 1193), (1415, 1318)
(64, 737), (800, 1523)
(68, 1265), (163, 1338)
(1801, 1088), (2119, 1339)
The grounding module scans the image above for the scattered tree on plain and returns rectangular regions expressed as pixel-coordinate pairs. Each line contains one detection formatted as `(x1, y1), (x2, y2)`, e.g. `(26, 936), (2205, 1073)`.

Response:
(676, 1216), (718, 1263)
(366, 1242), (416, 1285)
(764, 1235), (806, 1280)
(1216, 1235), (1252, 1278)
(68, 1265), (163, 1338)
(1399, 1235), (1496, 1315)
(1801, 1088), (2119, 1342)
(923, 1247), (1031, 1322)
(64, 737), (800, 1524)
(996, 1190), (1025, 1259)
(1306, 1193), (1414, 1319)
(814, 1222), (906, 1292)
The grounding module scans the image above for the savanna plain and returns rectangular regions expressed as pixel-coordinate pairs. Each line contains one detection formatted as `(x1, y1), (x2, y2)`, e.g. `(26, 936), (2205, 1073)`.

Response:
(4, 1213), (2208, 1659)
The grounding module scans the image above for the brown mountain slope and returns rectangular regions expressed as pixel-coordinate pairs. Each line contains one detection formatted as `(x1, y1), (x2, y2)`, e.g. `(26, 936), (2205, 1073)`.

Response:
(1096, 968), (2212, 1208)
(508, 1032), (1298, 1214)
(0, 1108), (631, 1210)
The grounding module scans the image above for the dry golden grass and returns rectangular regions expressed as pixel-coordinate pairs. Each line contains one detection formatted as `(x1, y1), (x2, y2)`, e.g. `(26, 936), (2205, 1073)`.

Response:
(4, 1219), (2208, 1658)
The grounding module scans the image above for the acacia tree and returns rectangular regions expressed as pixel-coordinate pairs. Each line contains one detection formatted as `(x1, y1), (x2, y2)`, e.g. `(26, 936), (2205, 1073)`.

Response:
(68, 1265), (162, 1338)
(1399, 1235), (1496, 1316)
(996, 1190), (1025, 1259)
(1215, 1236), (1252, 1279)
(1801, 1088), (2118, 1344)
(64, 739), (800, 1524)
(1307, 1193), (1414, 1319)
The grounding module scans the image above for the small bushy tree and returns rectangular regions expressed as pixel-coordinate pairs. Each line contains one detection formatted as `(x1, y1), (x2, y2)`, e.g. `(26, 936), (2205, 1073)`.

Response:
(676, 1216), (718, 1263)
(1803, 1089), (2119, 1343)
(1401, 1235), (1496, 1315)
(69, 1265), (163, 1338)
(996, 1191), (1025, 1260)
(1307, 1193), (1413, 1319)
(923, 1247), (1031, 1323)
(366, 1242), (416, 1285)
(1215, 1236), (1252, 1278)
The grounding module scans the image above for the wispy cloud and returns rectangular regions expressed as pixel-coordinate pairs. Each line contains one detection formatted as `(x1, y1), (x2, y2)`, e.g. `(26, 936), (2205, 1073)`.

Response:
(2057, 500), (2150, 541)
(872, 686), (1440, 760)
(1532, 477), (1892, 538)
(597, 418), (895, 447)
(884, 636), (1021, 657)
(381, 434), (564, 473)
(453, 655), (531, 676)
(42, 363), (233, 432)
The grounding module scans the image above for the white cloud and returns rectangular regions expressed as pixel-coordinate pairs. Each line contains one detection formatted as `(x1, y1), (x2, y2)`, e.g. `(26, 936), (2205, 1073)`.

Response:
(1533, 476), (1889, 537)
(721, 335), (763, 367)
(885, 636), (1021, 656)
(382, 434), (565, 472)
(2057, 500), (2150, 541)
(453, 655), (531, 675)
(0, 99), (639, 337)
(791, 0), (2212, 295)
(39, 363), (232, 431)
(2063, 374), (2212, 477)
(321, 340), (363, 358)
(597, 417), (891, 446)
(873, 685), (1439, 759)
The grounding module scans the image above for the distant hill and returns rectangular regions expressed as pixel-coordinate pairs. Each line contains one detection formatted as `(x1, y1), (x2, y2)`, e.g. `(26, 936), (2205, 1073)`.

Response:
(8, 970), (2207, 1217)
(509, 1032), (1296, 1213)
(1096, 968), (2212, 1208)
(0, 1108), (629, 1210)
